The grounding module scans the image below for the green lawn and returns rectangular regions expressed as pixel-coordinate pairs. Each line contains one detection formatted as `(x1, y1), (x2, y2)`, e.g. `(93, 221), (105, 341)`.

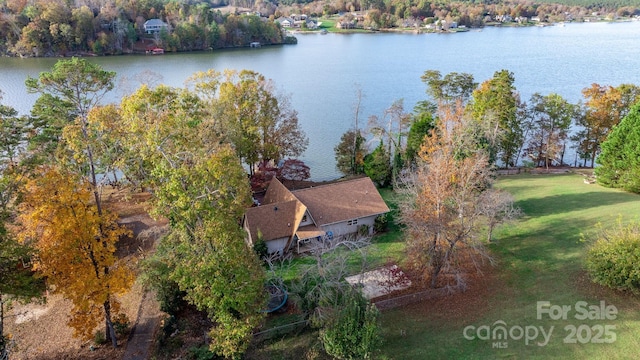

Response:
(378, 173), (640, 359)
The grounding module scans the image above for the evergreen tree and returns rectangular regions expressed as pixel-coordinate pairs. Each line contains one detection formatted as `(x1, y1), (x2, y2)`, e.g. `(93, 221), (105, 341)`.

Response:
(469, 70), (523, 167)
(364, 140), (392, 187)
(405, 111), (435, 164)
(334, 130), (366, 176)
(596, 103), (640, 192)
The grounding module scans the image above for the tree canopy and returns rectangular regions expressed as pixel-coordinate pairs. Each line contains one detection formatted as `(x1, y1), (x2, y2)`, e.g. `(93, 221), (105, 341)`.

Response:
(470, 69), (523, 167)
(18, 167), (133, 346)
(596, 103), (640, 192)
(335, 129), (367, 176)
(399, 104), (513, 288)
(216, 70), (308, 174)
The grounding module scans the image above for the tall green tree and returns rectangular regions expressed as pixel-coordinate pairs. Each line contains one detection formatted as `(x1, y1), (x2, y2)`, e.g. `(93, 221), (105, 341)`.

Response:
(118, 84), (210, 189)
(364, 140), (392, 187)
(215, 70), (308, 175)
(0, 97), (27, 167)
(145, 148), (266, 360)
(420, 70), (477, 106)
(0, 94), (44, 355)
(120, 83), (266, 358)
(334, 129), (367, 176)
(522, 93), (576, 168)
(25, 57), (115, 207)
(469, 70), (523, 167)
(596, 103), (640, 192)
(405, 111), (435, 165)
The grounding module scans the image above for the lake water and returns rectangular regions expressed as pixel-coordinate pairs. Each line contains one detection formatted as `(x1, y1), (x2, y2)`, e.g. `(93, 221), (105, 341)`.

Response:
(2, 21), (640, 180)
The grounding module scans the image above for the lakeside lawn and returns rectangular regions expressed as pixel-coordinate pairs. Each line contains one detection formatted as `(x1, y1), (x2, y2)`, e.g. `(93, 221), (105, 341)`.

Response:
(378, 173), (640, 359)
(252, 173), (640, 359)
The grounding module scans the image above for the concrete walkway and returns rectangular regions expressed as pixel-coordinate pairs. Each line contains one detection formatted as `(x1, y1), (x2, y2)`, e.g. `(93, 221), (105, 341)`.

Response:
(122, 291), (162, 360)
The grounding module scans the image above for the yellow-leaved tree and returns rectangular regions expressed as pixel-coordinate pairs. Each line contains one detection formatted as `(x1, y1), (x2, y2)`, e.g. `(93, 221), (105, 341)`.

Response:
(18, 166), (133, 347)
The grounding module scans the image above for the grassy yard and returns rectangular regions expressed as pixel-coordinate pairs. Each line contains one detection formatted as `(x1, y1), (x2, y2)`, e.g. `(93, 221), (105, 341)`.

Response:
(378, 173), (640, 359)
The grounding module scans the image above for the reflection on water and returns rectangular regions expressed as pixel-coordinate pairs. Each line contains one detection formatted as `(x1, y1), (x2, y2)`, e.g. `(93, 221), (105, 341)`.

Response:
(3, 21), (640, 180)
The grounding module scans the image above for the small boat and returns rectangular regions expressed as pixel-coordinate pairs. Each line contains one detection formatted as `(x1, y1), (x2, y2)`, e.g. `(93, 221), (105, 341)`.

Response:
(147, 48), (164, 55)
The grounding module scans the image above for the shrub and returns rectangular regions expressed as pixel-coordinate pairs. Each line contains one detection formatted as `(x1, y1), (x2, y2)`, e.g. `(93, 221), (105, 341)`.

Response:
(585, 222), (640, 293)
(253, 239), (269, 259)
(188, 345), (215, 360)
(358, 224), (370, 237)
(113, 313), (131, 337)
(94, 330), (107, 345)
(320, 291), (380, 360)
(374, 213), (388, 233)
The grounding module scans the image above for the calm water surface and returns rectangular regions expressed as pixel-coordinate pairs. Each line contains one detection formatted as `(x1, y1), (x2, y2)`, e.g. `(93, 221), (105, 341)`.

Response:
(2, 21), (640, 180)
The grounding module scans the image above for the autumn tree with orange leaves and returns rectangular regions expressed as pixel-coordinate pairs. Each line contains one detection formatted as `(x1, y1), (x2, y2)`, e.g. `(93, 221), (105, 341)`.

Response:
(399, 104), (516, 288)
(574, 83), (640, 167)
(18, 167), (133, 347)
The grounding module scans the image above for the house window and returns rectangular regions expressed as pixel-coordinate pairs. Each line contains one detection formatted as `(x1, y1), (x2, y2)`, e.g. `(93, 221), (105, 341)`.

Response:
(347, 219), (358, 226)
(302, 215), (308, 223)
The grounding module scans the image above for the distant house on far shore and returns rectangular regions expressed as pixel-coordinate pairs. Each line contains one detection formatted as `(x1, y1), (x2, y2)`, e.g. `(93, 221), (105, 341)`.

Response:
(275, 17), (294, 28)
(144, 19), (168, 34)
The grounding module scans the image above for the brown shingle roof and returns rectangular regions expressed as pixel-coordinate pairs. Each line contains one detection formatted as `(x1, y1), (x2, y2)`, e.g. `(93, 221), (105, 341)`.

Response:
(244, 198), (307, 246)
(296, 224), (325, 240)
(244, 177), (389, 248)
(263, 178), (296, 205)
(292, 177), (390, 226)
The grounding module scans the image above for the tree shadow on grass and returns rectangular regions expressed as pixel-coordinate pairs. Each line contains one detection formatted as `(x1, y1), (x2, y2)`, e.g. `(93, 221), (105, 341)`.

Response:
(515, 191), (640, 217)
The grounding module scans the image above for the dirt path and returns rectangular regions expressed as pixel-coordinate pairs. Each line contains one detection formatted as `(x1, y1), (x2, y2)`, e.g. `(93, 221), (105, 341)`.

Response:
(122, 290), (162, 360)
(114, 195), (167, 360)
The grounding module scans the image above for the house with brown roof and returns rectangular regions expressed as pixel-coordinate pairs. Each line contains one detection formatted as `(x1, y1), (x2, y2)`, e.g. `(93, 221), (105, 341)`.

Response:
(243, 177), (390, 255)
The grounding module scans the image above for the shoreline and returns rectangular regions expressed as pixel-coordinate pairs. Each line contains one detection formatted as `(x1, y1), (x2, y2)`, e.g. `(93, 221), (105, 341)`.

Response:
(4, 17), (639, 59)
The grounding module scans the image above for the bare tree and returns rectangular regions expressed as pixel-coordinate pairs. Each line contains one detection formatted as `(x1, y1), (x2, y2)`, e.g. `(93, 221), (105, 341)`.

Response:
(399, 103), (501, 288)
(117, 69), (163, 96)
(368, 99), (411, 180)
(478, 190), (522, 242)
(289, 232), (373, 325)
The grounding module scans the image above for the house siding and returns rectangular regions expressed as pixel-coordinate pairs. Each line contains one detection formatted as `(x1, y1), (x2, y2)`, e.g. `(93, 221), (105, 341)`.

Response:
(267, 237), (290, 254)
(244, 220), (290, 254)
(299, 210), (314, 226)
(321, 215), (378, 239)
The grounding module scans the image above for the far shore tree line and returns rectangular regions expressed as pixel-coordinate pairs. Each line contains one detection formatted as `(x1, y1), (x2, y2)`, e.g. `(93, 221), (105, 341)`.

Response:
(2, 0), (640, 57)
(3, 57), (640, 359)
(0, 0), (289, 57)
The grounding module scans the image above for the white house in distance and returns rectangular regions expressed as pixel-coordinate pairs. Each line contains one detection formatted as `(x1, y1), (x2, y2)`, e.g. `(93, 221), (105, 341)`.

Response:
(243, 177), (390, 254)
(275, 17), (294, 28)
(144, 19), (168, 34)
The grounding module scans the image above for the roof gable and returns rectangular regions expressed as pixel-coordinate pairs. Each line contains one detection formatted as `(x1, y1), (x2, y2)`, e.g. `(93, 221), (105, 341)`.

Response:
(263, 177), (296, 205)
(245, 177), (389, 247)
(245, 199), (306, 242)
(292, 177), (390, 226)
